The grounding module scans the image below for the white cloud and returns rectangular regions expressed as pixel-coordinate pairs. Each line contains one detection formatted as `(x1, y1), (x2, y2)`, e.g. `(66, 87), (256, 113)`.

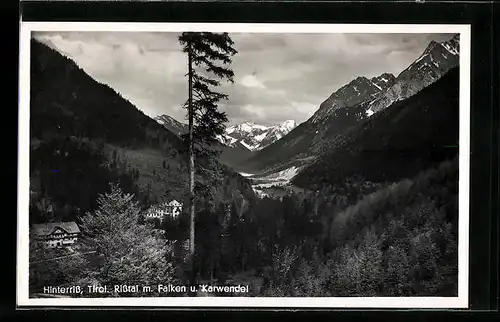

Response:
(239, 74), (266, 89)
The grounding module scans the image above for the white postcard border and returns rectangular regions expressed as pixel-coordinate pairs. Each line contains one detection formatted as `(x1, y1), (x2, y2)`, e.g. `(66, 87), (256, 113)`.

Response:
(17, 22), (471, 308)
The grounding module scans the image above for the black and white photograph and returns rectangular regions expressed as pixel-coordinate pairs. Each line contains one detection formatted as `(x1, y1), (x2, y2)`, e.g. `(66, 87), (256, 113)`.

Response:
(17, 23), (470, 308)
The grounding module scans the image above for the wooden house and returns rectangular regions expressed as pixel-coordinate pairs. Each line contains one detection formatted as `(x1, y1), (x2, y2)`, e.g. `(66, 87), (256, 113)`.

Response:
(31, 221), (81, 248)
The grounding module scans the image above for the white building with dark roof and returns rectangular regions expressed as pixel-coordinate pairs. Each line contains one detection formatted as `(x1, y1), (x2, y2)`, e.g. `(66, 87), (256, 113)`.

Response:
(31, 221), (81, 248)
(145, 199), (183, 221)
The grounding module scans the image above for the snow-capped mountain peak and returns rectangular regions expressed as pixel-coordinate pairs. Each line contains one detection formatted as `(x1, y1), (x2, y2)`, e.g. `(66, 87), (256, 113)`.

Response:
(154, 114), (188, 137)
(216, 134), (238, 146)
(367, 34), (459, 115)
(309, 71), (396, 124)
(307, 34), (459, 122)
(277, 120), (296, 132)
(153, 114), (295, 152)
(226, 121), (269, 135)
(221, 120), (297, 151)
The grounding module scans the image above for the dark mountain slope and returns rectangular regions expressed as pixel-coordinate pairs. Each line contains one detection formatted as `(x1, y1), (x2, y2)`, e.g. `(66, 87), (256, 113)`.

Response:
(30, 39), (187, 222)
(31, 40), (183, 150)
(242, 73), (392, 174)
(29, 39), (254, 223)
(218, 141), (256, 170)
(241, 100), (369, 175)
(292, 66), (459, 189)
(311, 73), (395, 125)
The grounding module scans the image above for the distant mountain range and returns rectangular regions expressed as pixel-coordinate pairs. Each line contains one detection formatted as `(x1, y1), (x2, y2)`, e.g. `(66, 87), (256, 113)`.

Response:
(154, 115), (297, 152)
(241, 34), (460, 178)
(220, 120), (297, 151)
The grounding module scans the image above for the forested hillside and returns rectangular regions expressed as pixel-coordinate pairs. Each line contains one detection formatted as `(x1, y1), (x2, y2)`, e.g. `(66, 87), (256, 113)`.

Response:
(29, 39), (254, 225)
(183, 155), (458, 296)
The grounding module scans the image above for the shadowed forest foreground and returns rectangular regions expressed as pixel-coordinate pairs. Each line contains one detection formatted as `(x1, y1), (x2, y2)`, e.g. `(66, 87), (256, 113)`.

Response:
(30, 156), (458, 297)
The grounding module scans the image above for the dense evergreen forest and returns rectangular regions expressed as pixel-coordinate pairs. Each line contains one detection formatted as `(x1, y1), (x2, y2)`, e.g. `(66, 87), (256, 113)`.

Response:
(30, 155), (458, 297)
(166, 155), (458, 296)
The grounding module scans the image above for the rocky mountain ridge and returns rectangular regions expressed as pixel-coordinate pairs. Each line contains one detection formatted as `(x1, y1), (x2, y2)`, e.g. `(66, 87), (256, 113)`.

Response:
(241, 34), (460, 176)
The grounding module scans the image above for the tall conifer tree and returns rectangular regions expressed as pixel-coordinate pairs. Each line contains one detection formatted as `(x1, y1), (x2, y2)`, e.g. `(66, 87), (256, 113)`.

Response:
(178, 32), (237, 285)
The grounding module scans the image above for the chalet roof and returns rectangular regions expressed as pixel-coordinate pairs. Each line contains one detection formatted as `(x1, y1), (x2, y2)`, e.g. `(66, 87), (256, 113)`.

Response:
(31, 222), (81, 236)
(167, 200), (182, 206)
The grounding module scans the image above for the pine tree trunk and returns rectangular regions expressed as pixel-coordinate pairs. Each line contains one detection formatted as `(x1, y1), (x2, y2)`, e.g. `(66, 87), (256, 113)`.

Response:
(187, 43), (196, 288)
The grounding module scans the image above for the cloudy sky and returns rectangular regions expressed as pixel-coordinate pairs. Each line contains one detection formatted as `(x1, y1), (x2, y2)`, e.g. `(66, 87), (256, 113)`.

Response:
(34, 31), (454, 126)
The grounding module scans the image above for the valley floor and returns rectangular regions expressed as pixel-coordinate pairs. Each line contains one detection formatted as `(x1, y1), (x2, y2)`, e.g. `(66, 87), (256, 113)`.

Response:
(238, 165), (303, 198)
